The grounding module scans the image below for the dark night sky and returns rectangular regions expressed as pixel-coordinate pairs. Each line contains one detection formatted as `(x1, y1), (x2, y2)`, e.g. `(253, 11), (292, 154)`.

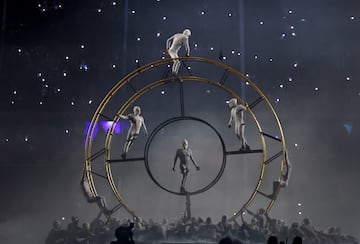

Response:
(0, 0), (360, 243)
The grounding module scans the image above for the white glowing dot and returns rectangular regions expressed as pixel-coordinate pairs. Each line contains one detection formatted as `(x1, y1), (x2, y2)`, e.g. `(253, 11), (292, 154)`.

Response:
(288, 10), (293, 14)
(137, 37), (141, 41)
(63, 72), (67, 77)
(276, 98), (280, 103)
(290, 25), (295, 30)
(71, 101), (75, 106)
(222, 56), (227, 60)
(131, 10), (135, 14)
(62, 217), (65, 220)
(201, 11), (205, 15)
(135, 59), (139, 63)
(156, 32), (161, 37)
(42, 8), (46, 12)
(346, 77), (350, 81)
(237, 52), (241, 56)
(65, 56), (69, 60)
(161, 90), (165, 95)
(350, 16), (355, 20)
(42, 78), (46, 82)
(162, 16), (167, 20)
(210, 47), (214, 51)
(279, 84), (284, 88)
(295, 143), (298, 147)
(314, 87), (319, 91)
(194, 43), (198, 47)
(293, 62), (298, 68)
(260, 21), (264, 25)
(206, 89), (211, 94)
(245, 82), (250, 85)
(39, 101), (43, 105)
(112, 1), (116, 6)
(231, 50), (235, 54)
(13, 90), (17, 95)
(254, 55), (258, 60)
(80, 44), (85, 49)
(291, 32), (296, 36)
(281, 33), (286, 39)
(24, 137), (28, 142)
(97, 8), (102, 13)
(150, 64), (154, 68)
(288, 77), (293, 82)
(245, 73), (249, 77)
(38, 3), (42, 7)
(167, 64), (171, 68)
(298, 202), (302, 206)
(300, 18), (306, 22)
(228, 13), (232, 17)
(226, 101), (230, 104)
(112, 64), (116, 68)
(187, 66), (191, 70)
(269, 58), (273, 62)
(11, 101), (15, 104)
(65, 129), (69, 134)
(18, 48), (22, 53)
(298, 211), (302, 215)
(37, 72), (42, 77)
(57, 88), (61, 92)
(5, 138), (9, 142)
(45, 84), (49, 88)
(161, 56), (165, 59)
(88, 100), (92, 104)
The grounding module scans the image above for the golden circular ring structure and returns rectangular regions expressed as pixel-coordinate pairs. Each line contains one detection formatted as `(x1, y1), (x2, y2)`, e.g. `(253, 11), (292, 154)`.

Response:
(84, 56), (287, 221)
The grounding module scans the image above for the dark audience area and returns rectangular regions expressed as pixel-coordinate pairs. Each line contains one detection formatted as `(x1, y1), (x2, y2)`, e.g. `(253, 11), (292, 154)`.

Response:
(45, 209), (358, 244)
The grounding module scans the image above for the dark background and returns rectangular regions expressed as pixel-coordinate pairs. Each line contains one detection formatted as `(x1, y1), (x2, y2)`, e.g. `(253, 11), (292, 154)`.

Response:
(0, 0), (359, 243)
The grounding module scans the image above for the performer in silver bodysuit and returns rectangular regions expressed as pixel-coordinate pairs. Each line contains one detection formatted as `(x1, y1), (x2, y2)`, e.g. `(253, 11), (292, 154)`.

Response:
(227, 98), (250, 151)
(120, 106), (148, 159)
(172, 139), (199, 191)
(166, 29), (191, 75)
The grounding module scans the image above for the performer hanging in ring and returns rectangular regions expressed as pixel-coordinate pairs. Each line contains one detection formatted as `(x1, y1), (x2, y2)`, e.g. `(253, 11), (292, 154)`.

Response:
(120, 106), (148, 159)
(227, 98), (251, 151)
(166, 29), (191, 75)
(172, 139), (199, 192)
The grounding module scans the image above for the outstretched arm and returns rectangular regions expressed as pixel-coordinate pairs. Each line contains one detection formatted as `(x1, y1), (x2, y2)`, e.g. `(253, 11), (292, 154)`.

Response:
(189, 150), (199, 170)
(228, 112), (233, 127)
(166, 35), (174, 50)
(236, 103), (248, 113)
(184, 38), (190, 57)
(141, 118), (148, 136)
(119, 114), (129, 120)
(172, 151), (179, 171)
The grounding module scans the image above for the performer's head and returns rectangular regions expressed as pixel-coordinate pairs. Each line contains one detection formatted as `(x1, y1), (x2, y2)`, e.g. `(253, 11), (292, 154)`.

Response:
(182, 139), (189, 149)
(71, 216), (79, 224)
(133, 106), (141, 115)
(228, 98), (237, 108)
(183, 29), (191, 37)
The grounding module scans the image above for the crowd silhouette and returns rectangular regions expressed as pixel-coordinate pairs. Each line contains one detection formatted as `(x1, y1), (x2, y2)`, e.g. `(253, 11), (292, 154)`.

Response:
(46, 209), (358, 244)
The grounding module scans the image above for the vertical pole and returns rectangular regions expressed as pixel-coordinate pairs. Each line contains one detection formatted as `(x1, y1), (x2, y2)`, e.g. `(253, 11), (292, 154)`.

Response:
(184, 193), (191, 221)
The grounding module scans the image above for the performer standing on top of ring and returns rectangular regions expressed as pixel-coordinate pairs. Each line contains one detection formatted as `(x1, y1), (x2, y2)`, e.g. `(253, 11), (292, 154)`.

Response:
(166, 29), (191, 75)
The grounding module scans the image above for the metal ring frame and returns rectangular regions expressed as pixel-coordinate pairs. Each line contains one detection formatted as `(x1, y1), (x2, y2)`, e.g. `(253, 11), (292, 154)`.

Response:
(144, 116), (227, 196)
(84, 57), (287, 220)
